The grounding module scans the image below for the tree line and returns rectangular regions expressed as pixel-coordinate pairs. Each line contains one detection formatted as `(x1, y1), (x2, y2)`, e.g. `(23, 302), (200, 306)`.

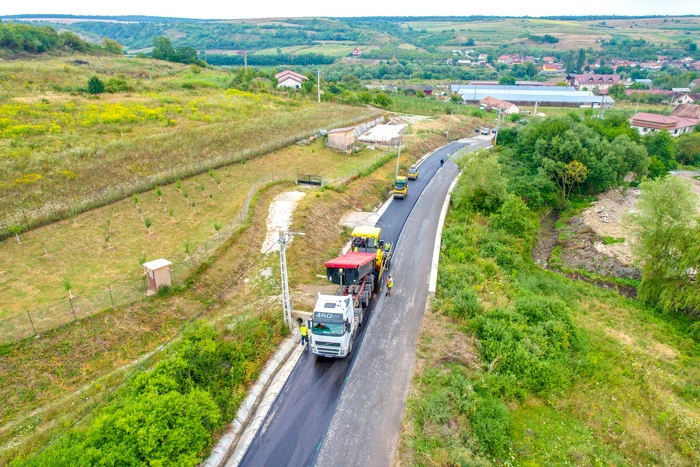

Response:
(205, 52), (335, 66)
(0, 21), (122, 55)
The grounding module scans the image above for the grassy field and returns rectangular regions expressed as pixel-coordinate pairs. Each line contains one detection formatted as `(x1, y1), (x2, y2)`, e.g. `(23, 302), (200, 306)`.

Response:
(520, 102), (670, 119)
(398, 153), (700, 466)
(0, 117), (461, 464)
(407, 16), (700, 51)
(0, 138), (386, 340)
(0, 56), (375, 235)
(255, 43), (358, 57)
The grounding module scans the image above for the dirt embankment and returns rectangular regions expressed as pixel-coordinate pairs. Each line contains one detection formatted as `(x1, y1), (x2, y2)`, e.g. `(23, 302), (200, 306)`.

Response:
(537, 173), (700, 284)
(559, 187), (642, 280)
(558, 216), (642, 280)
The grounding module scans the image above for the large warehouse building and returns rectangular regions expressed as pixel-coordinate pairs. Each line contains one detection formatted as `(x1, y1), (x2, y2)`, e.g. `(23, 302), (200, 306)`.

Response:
(451, 85), (614, 108)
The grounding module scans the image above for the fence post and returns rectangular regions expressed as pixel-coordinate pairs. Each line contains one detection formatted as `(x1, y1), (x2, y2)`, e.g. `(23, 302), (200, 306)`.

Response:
(108, 285), (115, 308)
(68, 296), (76, 321)
(27, 310), (37, 336)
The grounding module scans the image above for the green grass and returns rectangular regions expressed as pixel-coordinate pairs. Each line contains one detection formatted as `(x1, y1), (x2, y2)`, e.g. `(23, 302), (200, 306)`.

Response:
(0, 55), (376, 237)
(0, 139), (384, 340)
(254, 43), (356, 57)
(405, 16), (699, 50)
(398, 154), (700, 466)
(0, 119), (454, 463)
(602, 236), (626, 245)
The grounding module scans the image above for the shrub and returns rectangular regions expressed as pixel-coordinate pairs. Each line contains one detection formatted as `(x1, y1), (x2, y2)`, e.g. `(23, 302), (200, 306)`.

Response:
(471, 398), (511, 455)
(104, 77), (132, 93)
(373, 93), (393, 108)
(490, 194), (539, 245)
(453, 155), (507, 214)
(87, 76), (104, 95)
(26, 319), (282, 466)
(449, 288), (483, 319)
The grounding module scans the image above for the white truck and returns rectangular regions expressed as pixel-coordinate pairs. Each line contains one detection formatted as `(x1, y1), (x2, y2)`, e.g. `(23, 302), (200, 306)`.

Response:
(309, 294), (363, 358)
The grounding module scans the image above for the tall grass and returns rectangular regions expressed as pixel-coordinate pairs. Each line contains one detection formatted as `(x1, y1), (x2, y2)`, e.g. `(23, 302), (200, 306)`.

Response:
(0, 55), (380, 239)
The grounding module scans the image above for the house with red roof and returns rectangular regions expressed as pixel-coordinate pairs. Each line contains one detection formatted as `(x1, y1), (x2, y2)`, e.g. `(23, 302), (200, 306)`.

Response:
(540, 63), (563, 75)
(567, 74), (621, 92)
(479, 96), (520, 114)
(275, 70), (308, 89)
(629, 112), (698, 137)
(672, 104), (700, 119)
(497, 54), (521, 65)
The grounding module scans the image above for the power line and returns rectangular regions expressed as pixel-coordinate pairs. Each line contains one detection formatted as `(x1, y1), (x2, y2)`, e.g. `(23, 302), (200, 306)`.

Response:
(23, 240), (280, 466)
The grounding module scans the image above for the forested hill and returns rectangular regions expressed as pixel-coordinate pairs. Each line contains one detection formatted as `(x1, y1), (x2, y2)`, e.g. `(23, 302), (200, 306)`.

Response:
(0, 21), (122, 55)
(2, 14), (698, 63)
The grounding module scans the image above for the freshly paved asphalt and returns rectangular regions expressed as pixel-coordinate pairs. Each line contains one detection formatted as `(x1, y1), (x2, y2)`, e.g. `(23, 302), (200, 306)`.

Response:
(239, 137), (490, 467)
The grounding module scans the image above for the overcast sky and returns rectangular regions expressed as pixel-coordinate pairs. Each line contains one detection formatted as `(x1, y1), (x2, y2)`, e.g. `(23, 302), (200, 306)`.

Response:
(2, 0), (699, 19)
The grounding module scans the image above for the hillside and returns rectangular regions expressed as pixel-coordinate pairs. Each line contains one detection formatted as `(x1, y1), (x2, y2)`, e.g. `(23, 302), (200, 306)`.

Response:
(398, 120), (700, 465)
(3, 15), (699, 59)
(0, 56), (375, 234)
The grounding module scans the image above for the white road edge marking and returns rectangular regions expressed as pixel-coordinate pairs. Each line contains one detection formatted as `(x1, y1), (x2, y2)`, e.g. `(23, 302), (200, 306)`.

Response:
(428, 174), (460, 295)
(204, 337), (302, 467)
(428, 142), (492, 295)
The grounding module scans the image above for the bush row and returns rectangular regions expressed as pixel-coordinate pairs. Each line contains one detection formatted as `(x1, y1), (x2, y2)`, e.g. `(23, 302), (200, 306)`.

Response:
(18, 317), (285, 466)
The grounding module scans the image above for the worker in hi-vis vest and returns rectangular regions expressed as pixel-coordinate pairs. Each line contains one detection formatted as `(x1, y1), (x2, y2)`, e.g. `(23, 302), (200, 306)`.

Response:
(386, 275), (394, 297)
(300, 322), (309, 346)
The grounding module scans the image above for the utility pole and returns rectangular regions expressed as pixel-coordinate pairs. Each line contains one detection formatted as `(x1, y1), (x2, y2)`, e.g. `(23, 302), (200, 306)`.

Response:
(317, 69), (321, 103)
(394, 136), (403, 178)
(635, 91), (642, 113)
(279, 231), (305, 331)
(600, 93), (606, 119)
(244, 50), (247, 75)
(494, 110), (502, 145)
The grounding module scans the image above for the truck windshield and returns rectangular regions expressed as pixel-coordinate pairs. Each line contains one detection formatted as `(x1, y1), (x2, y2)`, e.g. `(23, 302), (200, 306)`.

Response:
(311, 320), (345, 337)
(353, 237), (377, 251)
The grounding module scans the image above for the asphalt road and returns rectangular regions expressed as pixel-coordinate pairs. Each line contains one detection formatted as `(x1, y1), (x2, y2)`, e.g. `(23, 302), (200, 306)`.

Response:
(239, 137), (490, 467)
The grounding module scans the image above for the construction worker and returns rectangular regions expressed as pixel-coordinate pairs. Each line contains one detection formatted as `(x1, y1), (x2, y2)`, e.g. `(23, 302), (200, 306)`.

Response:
(385, 275), (394, 297)
(300, 322), (309, 347)
(440, 158), (444, 167)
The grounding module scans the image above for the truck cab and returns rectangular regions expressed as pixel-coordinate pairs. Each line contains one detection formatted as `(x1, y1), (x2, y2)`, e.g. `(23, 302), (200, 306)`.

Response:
(309, 294), (359, 358)
(393, 176), (408, 199)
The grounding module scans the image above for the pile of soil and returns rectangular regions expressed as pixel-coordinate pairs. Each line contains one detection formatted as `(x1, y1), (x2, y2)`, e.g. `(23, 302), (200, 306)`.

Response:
(558, 217), (641, 280)
(581, 187), (639, 265)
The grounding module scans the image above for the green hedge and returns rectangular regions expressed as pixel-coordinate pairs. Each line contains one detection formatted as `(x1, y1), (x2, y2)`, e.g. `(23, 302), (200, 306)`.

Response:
(20, 317), (284, 466)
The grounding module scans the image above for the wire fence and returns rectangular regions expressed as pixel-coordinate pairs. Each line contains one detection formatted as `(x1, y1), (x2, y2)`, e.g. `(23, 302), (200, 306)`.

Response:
(0, 112), (382, 241)
(0, 136), (401, 344)
(326, 146), (398, 188)
(0, 170), (297, 344)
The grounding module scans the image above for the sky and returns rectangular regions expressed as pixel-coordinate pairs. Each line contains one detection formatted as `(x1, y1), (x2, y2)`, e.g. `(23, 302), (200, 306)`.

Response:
(1, 0), (699, 19)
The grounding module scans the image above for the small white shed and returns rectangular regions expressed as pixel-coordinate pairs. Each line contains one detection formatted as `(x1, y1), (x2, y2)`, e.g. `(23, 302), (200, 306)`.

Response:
(142, 258), (172, 294)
